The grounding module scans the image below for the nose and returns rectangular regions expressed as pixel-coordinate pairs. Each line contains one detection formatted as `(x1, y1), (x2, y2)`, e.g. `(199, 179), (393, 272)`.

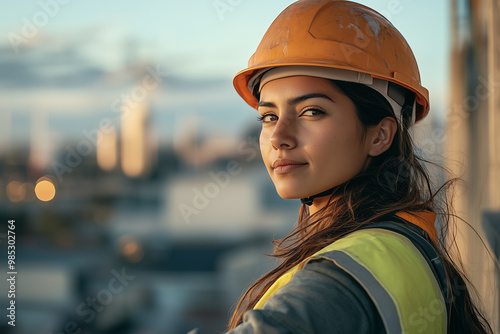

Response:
(269, 116), (297, 150)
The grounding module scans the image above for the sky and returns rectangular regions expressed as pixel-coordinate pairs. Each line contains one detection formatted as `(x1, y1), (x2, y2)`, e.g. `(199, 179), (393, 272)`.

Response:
(0, 0), (450, 144)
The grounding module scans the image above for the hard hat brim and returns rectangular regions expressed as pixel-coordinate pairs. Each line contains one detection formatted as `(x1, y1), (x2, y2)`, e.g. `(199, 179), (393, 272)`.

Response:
(233, 61), (429, 123)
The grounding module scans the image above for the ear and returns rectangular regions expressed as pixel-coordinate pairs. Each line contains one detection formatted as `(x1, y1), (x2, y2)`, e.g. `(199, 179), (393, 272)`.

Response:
(367, 116), (398, 157)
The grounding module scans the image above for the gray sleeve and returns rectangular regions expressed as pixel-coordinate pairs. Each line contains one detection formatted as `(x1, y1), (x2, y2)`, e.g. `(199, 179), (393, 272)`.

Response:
(225, 258), (385, 334)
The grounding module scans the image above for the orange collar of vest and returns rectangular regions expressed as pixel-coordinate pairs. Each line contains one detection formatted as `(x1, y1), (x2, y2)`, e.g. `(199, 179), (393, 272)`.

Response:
(395, 211), (438, 245)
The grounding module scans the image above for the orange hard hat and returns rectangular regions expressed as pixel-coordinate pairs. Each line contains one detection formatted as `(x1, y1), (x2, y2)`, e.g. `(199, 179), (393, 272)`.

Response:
(233, 0), (429, 123)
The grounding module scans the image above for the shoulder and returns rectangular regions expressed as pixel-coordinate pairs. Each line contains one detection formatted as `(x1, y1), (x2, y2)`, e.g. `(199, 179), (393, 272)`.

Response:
(308, 228), (431, 274)
(305, 228), (447, 334)
(231, 258), (385, 334)
(307, 228), (441, 306)
(295, 258), (387, 329)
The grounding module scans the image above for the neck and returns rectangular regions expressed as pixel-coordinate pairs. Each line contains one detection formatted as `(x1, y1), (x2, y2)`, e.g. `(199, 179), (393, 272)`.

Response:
(309, 195), (339, 215)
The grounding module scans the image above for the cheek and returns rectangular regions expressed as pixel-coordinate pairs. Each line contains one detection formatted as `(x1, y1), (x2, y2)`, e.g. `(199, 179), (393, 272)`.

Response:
(309, 126), (363, 166)
(308, 126), (339, 153)
(259, 130), (265, 150)
(259, 131), (270, 162)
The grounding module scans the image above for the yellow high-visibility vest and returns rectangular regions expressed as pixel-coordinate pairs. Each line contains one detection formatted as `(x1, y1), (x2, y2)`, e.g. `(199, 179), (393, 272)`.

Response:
(254, 225), (447, 333)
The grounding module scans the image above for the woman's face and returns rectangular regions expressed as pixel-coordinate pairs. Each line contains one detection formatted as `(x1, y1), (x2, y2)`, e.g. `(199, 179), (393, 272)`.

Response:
(258, 76), (374, 202)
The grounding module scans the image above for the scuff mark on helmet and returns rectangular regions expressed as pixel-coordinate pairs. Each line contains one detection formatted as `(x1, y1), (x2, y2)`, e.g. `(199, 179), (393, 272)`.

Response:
(363, 14), (381, 37)
(346, 23), (364, 41)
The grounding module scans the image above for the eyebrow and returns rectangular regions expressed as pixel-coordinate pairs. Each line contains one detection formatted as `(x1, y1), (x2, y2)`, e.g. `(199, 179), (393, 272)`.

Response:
(258, 93), (334, 108)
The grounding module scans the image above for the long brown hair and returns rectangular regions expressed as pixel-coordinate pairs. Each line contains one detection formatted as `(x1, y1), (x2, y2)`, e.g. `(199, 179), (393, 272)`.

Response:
(227, 80), (493, 333)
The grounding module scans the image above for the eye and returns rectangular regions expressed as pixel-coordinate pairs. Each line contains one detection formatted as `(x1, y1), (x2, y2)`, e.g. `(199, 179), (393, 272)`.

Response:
(257, 114), (278, 123)
(300, 108), (326, 117)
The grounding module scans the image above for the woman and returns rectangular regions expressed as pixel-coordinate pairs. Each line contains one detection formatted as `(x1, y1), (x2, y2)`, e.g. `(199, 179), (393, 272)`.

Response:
(227, 1), (493, 333)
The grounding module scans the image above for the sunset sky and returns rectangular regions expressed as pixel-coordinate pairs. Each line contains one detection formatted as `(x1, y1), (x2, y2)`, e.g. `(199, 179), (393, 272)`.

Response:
(0, 0), (449, 144)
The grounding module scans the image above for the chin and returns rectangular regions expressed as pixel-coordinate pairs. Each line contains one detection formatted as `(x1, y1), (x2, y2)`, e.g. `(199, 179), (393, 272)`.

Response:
(274, 186), (308, 200)
(277, 193), (299, 200)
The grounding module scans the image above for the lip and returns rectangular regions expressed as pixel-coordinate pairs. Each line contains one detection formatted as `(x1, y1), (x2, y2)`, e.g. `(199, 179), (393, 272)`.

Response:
(272, 159), (308, 174)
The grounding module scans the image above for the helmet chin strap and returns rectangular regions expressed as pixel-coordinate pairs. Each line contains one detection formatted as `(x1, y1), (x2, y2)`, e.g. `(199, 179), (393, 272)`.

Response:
(300, 187), (337, 206)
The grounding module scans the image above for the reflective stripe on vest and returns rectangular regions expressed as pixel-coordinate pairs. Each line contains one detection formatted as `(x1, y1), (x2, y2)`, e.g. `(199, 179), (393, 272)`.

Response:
(254, 228), (447, 334)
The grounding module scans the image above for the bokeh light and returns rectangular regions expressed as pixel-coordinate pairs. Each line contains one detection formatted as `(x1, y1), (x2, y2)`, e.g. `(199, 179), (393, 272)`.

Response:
(116, 235), (144, 263)
(7, 181), (26, 202)
(35, 178), (56, 202)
